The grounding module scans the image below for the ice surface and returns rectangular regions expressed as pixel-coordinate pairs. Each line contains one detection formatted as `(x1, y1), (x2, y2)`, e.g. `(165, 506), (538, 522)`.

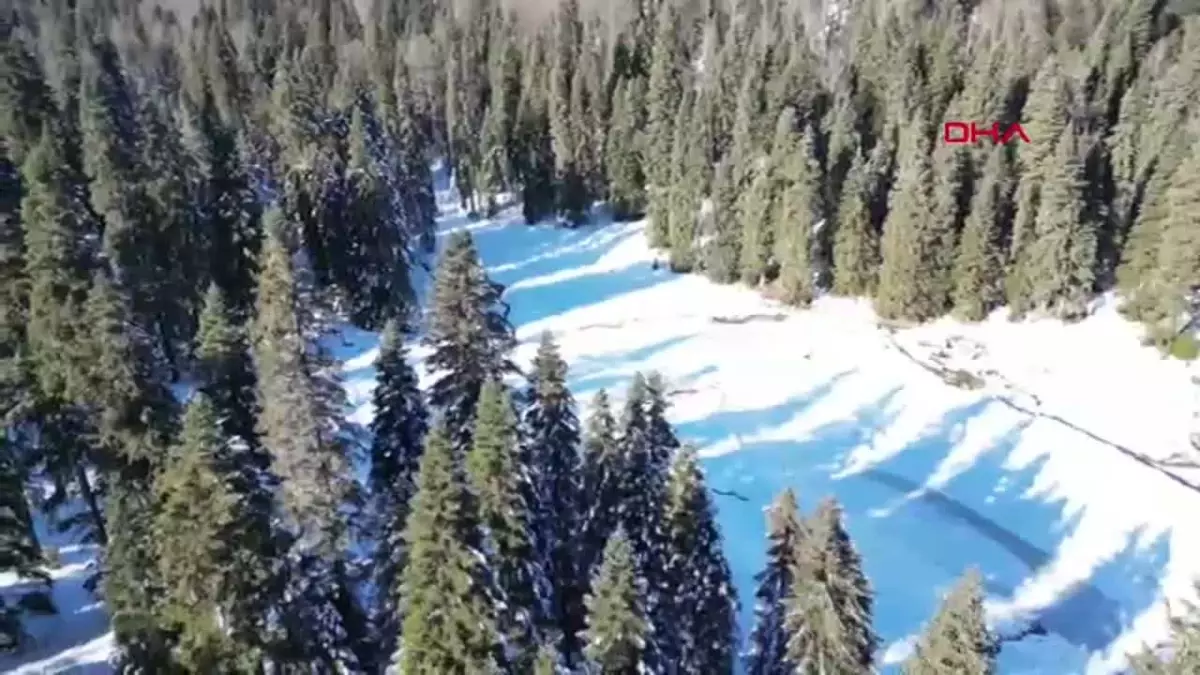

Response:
(5, 185), (1198, 673)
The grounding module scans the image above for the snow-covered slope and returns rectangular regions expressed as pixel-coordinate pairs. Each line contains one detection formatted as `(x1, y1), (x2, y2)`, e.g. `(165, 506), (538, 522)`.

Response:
(6, 192), (1199, 674)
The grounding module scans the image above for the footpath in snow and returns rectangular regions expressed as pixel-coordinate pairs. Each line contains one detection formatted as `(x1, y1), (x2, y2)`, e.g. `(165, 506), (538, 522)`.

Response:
(6, 193), (1200, 674)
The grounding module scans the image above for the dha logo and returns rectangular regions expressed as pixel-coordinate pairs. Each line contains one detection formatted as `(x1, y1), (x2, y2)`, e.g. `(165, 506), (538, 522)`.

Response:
(943, 122), (1031, 145)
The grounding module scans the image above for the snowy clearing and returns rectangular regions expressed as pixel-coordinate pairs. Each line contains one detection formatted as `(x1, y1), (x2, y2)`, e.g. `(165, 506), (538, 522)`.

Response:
(5, 193), (1199, 674)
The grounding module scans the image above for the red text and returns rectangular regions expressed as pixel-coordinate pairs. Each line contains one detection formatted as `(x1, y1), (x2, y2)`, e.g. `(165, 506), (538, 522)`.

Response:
(943, 122), (1031, 145)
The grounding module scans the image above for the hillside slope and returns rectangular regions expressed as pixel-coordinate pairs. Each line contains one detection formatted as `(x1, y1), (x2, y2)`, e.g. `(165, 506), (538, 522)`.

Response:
(5, 192), (1199, 674)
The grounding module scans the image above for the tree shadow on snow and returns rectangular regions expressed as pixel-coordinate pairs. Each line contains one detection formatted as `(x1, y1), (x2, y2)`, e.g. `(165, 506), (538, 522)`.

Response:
(689, 378), (1171, 671)
(503, 260), (672, 328)
(564, 333), (700, 382)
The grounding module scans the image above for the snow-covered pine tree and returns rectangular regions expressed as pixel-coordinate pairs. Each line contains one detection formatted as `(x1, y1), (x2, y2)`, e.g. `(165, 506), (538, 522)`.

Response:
(250, 209), (369, 670)
(613, 373), (676, 668)
(367, 317), (428, 667)
(660, 445), (738, 673)
(81, 270), (180, 672)
(582, 529), (653, 674)
(902, 569), (996, 675)
(785, 497), (877, 674)
(192, 289), (283, 662)
(153, 394), (262, 672)
(523, 332), (585, 665)
(396, 424), (504, 673)
(422, 230), (517, 452)
(745, 488), (805, 675)
(579, 389), (622, 580)
(467, 380), (542, 671)
(195, 284), (261, 457)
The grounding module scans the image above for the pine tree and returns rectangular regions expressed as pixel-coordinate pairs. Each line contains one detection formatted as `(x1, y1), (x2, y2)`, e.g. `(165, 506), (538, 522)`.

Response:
(20, 128), (93, 402)
(951, 147), (1009, 321)
(467, 380), (542, 671)
(705, 156), (741, 284)
(580, 389), (622, 580)
(1122, 134), (1200, 343)
(396, 425), (504, 673)
(902, 569), (996, 675)
(422, 230), (517, 452)
(195, 284), (260, 456)
(605, 78), (647, 221)
(645, 0), (683, 196)
(737, 156), (777, 287)
(153, 394), (260, 673)
(0, 146), (25, 423)
(745, 488), (805, 675)
(83, 274), (180, 669)
(104, 481), (175, 672)
(186, 80), (261, 319)
(660, 445), (738, 673)
(251, 210), (355, 552)
(1010, 128), (1097, 320)
(772, 114), (821, 306)
(831, 152), (879, 297)
(368, 318), (428, 665)
(876, 114), (946, 322)
(524, 332), (586, 665)
(479, 101), (508, 216)
(136, 94), (201, 371)
(582, 529), (652, 674)
(1006, 56), (1070, 314)
(785, 498), (877, 674)
(192, 290), (280, 663)
(614, 373), (677, 665)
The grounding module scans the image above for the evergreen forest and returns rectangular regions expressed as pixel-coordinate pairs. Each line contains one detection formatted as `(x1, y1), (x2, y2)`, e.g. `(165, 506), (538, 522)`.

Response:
(2, 0), (1200, 671)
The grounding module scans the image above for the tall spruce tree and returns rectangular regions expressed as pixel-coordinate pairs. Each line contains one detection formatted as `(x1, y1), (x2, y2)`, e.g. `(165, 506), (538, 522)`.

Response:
(582, 529), (652, 674)
(902, 569), (996, 675)
(876, 113), (947, 322)
(737, 153), (777, 287)
(772, 113), (821, 306)
(251, 210), (355, 553)
(467, 380), (542, 671)
(153, 394), (261, 673)
(192, 286), (280, 663)
(644, 0), (683, 202)
(1010, 127), (1097, 320)
(605, 78), (647, 221)
(422, 230), (517, 452)
(705, 156), (741, 284)
(579, 389), (622, 580)
(367, 318), (428, 666)
(1122, 133), (1200, 345)
(745, 488), (806, 675)
(523, 332), (585, 665)
(194, 284), (260, 459)
(951, 147), (1009, 321)
(396, 425), (504, 673)
(831, 152), (879, 297)
(20, 128), (94, 402)
(250, 210), (366, 670)
(614, 373), (678, 666)
(785, 497), (877, 674)
(660, 445), (738, 674)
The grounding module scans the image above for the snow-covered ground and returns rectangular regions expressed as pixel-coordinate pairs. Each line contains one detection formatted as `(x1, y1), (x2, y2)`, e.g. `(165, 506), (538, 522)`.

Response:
(6, 186), (1200, 673)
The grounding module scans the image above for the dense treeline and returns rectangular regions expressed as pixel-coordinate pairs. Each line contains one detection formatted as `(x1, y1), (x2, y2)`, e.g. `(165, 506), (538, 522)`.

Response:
(2, 0), (1200, 671)
(431, 0), (1200, 355)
